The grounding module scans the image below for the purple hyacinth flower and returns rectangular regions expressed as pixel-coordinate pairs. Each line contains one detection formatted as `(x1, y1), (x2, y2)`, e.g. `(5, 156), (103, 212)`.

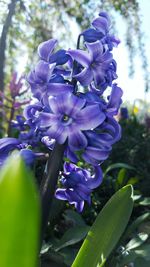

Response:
(38, 92), (106, 150)
(55, 162), (103, 212)
(67, 40), (114, 87)
(27, 60), (73, 102)
(38, 38), (70, 65)
(81, 12), (120, 51)
(92, 12), (111, 35)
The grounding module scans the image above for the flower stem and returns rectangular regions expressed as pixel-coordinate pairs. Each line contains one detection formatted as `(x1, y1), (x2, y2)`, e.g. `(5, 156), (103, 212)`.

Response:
(40, 142), (65, 241)
(72, 34), (81, 91)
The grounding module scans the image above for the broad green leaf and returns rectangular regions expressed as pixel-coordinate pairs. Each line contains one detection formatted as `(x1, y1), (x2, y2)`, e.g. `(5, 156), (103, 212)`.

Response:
(55, 225), (90, 252)
(0, 154), (40, 267)
(72, 185), (133, 267)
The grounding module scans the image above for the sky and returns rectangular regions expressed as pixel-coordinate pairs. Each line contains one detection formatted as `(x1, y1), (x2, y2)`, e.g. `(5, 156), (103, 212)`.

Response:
(113, 0), (150, 103)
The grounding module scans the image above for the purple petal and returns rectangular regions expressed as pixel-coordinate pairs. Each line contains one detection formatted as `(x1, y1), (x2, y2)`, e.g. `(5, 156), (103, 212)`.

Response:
(49, 49), (71, 65)
(27, 70), (37, 85)
(66, 189), (82, 202)
(68, 129), (87, 150)
(76, 105), (106, 130)
(48, 94), (71, 115)
(46, 83), (73, 96)
(74, 67), (93, 86)
(93, 67), (105, 86)
(99, 51), (113, 64)
(68, 94), (86, 116)
(85, 130), (112, 148)
(81, 28), (104, 43)
(106, 116), (121, 143)
(107, 84), (123, 115)
(75, 201), (84, 212)
(47, 124), (67, 144)
(99, 12), (111, 25)
(53, 67), (71, 77)
(92, 16), (110, 34)
(34, 60), (55, 82)
(65, 147), (78, 163)
(0, 137), (20, 150)
(86, 41), (103, 61)
(82, 153), (99, 166)
(83, 146), (111, 161)
(55, 189), (68, 200)
(87, 166), (103, 189)
(67, 50), (91, 67)
(38, 39), (57, 61)
(49, 93), (85, 116)
(38, 112), (59, 128)
(64, 162), (77, 173)
(76, 184), (91, 199)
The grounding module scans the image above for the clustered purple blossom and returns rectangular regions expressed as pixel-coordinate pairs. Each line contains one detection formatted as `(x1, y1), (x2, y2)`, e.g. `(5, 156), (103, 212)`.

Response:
(0, 12), (123, 212)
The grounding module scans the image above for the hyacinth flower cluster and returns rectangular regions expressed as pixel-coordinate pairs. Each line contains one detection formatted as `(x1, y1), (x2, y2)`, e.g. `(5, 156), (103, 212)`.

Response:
(0, 12), (123, 212)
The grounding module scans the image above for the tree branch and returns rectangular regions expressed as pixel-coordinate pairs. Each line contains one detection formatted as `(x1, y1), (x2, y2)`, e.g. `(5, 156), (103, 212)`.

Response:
(0, 0), (18, 92)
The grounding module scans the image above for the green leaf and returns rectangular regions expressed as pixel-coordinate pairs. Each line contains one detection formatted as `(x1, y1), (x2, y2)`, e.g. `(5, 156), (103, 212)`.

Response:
(123, 212), (150, 240)
(55, 226), (90, 252)
(63, 209), (86, 226)
(139, 197), (150, 206)
(0, 154), (40, 267)
(116, 168), (127, 185)
(72, 185), (133, 267)
(126, 233), (149, 250)
(104, 163), (135, 177)
(115, 168), (127, 191)
(119, 244), (150, 266)
(59, 247), (78, 266)
(127, 176), (139, 185)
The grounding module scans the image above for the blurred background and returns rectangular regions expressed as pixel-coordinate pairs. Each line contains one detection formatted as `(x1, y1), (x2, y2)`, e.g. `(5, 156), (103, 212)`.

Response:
(0, 1), (150, 267)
